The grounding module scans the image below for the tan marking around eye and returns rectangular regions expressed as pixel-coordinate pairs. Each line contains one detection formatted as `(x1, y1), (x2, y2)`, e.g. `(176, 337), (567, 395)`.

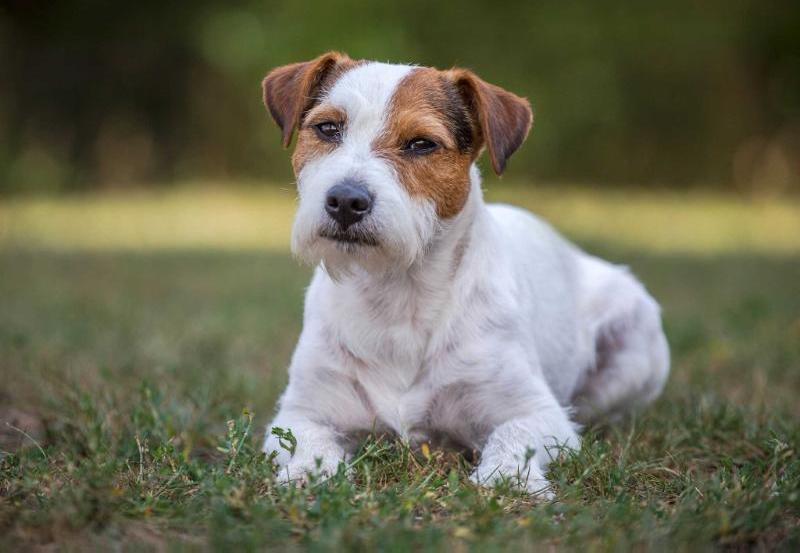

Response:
(292, 105), (347, 173)
(375, 68), (478, 219)
(304, 105), (347, 127)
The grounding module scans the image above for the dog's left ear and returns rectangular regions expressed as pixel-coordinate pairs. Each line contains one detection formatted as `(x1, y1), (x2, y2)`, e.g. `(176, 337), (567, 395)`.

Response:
(262, 51), (351, 147)
(446, 69), (533, 175)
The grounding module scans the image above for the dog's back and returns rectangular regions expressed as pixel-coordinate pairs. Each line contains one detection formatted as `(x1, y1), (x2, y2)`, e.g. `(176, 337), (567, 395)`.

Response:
(485, 203), (591, 402)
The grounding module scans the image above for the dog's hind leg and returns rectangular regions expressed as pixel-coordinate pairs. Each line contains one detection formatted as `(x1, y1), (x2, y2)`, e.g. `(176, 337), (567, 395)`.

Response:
(571, 255), (670, 424)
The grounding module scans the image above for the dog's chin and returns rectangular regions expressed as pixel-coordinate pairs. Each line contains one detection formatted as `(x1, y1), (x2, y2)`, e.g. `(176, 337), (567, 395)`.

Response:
(292, 227), (394, 278)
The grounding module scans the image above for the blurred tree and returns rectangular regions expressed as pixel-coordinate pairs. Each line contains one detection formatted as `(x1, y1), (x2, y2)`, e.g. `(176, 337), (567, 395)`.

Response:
(0, 0), (797, 193)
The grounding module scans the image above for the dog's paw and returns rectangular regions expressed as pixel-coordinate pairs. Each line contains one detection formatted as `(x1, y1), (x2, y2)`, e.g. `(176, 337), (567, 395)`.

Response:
(276, 456), (343, 486)
(470, 462), (554, 500)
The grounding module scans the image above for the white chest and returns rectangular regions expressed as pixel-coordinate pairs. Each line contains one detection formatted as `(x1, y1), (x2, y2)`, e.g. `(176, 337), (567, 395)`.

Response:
(353, 362), (433, 439)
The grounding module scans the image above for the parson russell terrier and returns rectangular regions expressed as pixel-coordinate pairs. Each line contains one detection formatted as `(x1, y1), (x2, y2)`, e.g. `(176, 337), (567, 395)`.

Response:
(261, 52), (670, 495)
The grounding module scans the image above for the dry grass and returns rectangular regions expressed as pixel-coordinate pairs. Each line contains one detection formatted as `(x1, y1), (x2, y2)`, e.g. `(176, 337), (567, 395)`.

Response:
(1, 182), (798, 254)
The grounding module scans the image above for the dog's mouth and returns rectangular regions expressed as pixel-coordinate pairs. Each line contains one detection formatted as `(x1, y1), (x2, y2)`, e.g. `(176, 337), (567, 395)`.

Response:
(319, 228), (379, 247)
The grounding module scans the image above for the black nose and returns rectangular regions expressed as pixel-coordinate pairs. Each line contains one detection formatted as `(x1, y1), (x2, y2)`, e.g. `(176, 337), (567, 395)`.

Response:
(324, 182), (372, 230)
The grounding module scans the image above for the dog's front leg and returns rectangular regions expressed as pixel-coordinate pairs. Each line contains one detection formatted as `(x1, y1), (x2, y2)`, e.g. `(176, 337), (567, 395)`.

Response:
(264, 408), (347, 485)
(471, 392), (579, 498)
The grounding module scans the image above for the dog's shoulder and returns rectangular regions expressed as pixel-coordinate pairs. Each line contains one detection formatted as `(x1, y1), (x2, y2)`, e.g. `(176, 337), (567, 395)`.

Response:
(486, 202), (576, 257)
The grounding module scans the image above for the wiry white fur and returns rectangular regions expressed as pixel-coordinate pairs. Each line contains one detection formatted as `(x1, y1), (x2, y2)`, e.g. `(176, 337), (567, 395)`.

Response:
(265, 62), (670, 495)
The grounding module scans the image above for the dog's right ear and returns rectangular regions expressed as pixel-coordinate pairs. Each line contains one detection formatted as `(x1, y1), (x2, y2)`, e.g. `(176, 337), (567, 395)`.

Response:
(262, 51), (351, 147)
(446, 69), (533, 175)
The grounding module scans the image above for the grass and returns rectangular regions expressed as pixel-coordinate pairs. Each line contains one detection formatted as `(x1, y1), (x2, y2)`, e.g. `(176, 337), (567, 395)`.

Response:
(1, 184), (799, 550)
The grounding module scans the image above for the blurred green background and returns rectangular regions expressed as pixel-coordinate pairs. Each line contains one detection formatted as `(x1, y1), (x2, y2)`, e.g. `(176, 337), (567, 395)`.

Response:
(1, 0), (799, 195)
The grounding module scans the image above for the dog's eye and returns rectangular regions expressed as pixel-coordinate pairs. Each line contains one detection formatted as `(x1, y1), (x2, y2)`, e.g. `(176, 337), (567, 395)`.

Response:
(315, 122), (342, 142)
(404, 138), (438, 155)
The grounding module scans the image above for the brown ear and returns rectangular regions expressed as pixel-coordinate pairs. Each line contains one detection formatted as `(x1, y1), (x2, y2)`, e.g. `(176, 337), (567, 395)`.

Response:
(262, 51), (351, 147)
(447, 69), (533, 175)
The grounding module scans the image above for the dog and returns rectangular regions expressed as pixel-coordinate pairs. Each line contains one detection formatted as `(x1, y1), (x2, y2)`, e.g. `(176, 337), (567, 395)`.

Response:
(261, 52), (669, 494)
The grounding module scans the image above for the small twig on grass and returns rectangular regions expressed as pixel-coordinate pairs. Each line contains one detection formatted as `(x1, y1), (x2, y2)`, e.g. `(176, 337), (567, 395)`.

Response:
(343, 440), (390, 473)
(226, 411), (253, 474)
(5, 422), (47, 460)
(135, 434), (145, 483)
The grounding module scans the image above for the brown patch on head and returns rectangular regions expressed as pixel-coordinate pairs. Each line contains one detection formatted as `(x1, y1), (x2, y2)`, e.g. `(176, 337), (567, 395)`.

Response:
(375, 68), (479, 218)
(376, 66), (533, 218)
(262, 51), (359, 147)
(263, 55), (533, 217)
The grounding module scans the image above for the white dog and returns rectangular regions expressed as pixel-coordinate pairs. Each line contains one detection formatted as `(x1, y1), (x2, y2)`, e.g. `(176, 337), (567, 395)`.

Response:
(261, 52), (669, 494)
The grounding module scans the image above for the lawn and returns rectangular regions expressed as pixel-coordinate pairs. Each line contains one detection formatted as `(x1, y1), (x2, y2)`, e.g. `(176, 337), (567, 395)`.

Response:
(1, 184), (799, 550)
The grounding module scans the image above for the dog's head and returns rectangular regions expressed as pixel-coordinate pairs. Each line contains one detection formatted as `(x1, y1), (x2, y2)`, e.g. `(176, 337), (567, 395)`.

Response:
(262, 52), (532, 275)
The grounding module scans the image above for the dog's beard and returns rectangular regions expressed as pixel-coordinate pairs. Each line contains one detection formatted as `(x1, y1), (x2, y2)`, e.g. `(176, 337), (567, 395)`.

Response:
(291, 201), (439, 280)
(318, 222), (380, 247)
(292, 220), (398, 280)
